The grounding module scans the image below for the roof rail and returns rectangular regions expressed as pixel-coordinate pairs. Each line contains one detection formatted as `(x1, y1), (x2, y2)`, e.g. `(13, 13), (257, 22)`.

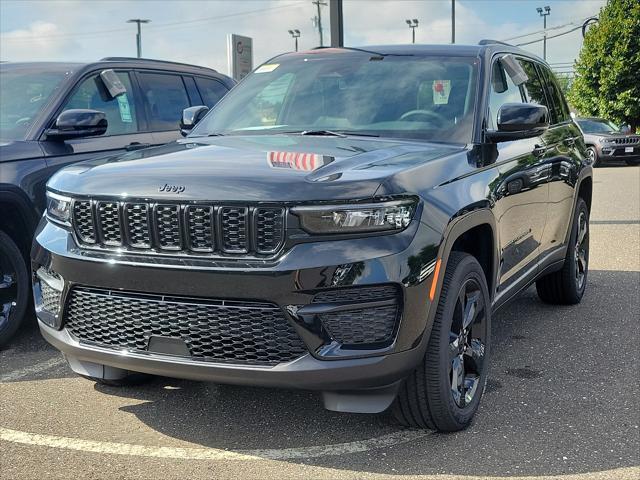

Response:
(478, 39), (513, 47)
(99, 57), (217, 72)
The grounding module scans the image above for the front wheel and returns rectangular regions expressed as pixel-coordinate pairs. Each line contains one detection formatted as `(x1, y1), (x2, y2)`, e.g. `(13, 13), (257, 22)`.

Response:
(393, 252), (491, 431)
(586, 147), (601, 167)
(0, 230), (30, 346)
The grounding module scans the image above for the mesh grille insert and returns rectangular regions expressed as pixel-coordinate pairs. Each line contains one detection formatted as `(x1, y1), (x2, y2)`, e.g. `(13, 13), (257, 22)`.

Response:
(64, 288), (307, 365)
(320, 305), (398, 346)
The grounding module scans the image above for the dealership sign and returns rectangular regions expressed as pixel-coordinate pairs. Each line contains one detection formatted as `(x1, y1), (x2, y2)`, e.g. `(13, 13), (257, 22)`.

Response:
(227, 34), (253, 81)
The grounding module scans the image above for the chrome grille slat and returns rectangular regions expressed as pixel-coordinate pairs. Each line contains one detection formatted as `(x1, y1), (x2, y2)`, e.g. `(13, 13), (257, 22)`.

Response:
(71, 199), (285, 257)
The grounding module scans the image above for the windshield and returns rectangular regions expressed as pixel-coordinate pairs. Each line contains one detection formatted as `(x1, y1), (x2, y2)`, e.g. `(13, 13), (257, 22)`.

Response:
(576, 118), (620, 134)
(191, 52), (479, 143)
(0, 66), (73, 141)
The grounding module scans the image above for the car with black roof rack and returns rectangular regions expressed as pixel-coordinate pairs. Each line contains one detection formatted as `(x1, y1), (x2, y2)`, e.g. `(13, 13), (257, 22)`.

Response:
(31, 41), (592, 431)
(0, 57), (234, 344)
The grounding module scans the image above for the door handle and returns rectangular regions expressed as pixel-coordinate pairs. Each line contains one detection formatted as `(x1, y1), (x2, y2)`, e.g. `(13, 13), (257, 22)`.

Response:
(533, 145), (547, 157)
(125, 142), (151, 151)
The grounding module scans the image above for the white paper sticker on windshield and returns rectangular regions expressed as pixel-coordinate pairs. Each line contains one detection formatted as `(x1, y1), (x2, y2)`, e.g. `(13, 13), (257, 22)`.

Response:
(117, 94), (133, 123)
(255, 63), (280, 73)
(433, 80), (451, 105)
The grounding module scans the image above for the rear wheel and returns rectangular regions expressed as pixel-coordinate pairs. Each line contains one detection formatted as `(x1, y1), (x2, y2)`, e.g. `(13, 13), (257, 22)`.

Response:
(536, 197), (589, 304)
(0, 230), (30, 346)
(393, 252), (490, 431)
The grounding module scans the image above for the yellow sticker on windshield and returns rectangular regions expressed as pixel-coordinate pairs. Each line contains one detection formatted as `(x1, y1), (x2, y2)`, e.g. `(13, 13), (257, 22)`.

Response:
(433, 80), (451, 105)
(255, 64), (279, 73)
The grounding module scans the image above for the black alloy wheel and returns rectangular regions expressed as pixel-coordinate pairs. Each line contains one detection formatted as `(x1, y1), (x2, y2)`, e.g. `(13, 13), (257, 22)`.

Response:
(0, 230), (30, 345)
(449, 278), (487, 409)
(536, 197), (589, 305)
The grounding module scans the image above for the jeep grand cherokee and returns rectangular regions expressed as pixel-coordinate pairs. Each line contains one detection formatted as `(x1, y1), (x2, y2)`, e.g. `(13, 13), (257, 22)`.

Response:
(31, 43), (592, 431)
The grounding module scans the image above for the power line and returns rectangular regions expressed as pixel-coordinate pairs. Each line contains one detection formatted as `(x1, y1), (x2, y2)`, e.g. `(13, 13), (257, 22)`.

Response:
(516, 24), (583, 46)
(501, 13), (598, 42)
(1, 3), (304, 43)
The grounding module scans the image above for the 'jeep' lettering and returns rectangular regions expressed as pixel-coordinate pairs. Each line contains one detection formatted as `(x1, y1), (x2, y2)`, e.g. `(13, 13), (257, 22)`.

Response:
(159, 184), (186, 193)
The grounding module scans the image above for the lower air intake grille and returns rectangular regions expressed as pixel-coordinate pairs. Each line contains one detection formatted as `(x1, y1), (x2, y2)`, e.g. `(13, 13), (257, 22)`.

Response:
(64, 288), (307, 365)
(320, 306), (398, 345)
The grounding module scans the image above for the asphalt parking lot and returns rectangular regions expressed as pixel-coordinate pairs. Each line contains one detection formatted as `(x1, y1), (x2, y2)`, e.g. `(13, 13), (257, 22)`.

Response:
(1, 165), (638, 480)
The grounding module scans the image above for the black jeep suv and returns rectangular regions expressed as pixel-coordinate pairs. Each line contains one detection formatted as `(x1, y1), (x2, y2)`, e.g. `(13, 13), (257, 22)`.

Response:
(0, 58), (234, 344)
(32, 43), (592, 431)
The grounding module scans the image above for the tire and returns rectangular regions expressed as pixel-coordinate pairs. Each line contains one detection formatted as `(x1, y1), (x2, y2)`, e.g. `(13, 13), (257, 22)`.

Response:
(79, 373), (152, 387)
(0, 230), (30, 346)
(393, 252), (491, 432)
(587, 147), (601, 167)
(536, 197), (589, 305)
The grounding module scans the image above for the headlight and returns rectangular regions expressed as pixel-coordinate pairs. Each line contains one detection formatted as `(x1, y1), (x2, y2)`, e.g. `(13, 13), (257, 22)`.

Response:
(598, 138), (610, 144)
(292, 199), (416, 234)
(46, 191), (72, 225)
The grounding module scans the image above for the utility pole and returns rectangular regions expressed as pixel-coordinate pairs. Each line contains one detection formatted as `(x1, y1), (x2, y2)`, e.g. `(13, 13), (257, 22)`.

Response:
(312, 0), (327, 47)
(451, 0), (455, 44)
(127, 19), (150, 58)
(406, 19), (419, 44)
(536, 6), (551, 60)
(288, 29), (301, 52)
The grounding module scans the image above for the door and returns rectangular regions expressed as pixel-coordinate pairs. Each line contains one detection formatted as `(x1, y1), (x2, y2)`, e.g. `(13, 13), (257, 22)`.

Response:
(534, 64), (583, 258)
(41, 70), (153, 173)
(487, 56), (550, 292)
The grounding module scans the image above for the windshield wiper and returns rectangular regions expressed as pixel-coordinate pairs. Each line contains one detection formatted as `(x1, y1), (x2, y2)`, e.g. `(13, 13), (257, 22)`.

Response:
(299, 129), (346, 137)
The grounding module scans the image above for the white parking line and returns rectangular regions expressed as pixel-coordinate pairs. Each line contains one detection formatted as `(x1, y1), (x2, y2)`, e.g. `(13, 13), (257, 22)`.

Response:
(0, 426), (428, 460)
(0, 356), (66, 382)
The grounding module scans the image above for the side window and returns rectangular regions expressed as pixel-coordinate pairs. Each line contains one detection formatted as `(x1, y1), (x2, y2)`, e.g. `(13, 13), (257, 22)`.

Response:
(138, 72), (190, 131)
(539, 66), (571, 124)
(519, 60), (548, 107)
(195, 77), (229, 108)
(61, 72), (139, 136)
(487, 59), (525, 129)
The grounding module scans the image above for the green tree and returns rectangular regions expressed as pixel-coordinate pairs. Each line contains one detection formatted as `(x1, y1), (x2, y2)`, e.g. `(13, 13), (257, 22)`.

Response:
(568, 0), (640, 132)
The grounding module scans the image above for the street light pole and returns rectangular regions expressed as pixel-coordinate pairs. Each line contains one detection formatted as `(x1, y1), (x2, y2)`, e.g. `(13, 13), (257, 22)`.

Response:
(406, 19), (419, 44)
(288, 29), (301, 52)
(536, 6), (551, 60)
(127, 19), (150, 58)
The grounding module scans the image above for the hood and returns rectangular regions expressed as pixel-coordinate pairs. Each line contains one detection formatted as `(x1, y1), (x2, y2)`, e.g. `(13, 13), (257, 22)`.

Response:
(48, 135), (461, 202)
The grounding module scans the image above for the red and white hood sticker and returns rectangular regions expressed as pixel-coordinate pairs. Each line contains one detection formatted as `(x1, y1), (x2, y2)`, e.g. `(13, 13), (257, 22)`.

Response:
(267, 151), (333, 171)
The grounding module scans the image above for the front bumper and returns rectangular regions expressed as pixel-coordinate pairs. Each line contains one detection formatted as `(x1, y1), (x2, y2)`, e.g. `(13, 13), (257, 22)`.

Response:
(596, 143), (640, 161)
(32, 217), (441, 392)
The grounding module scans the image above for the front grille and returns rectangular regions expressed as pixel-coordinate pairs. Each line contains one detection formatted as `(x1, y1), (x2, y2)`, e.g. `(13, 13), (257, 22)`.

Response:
(64, 287), (307, 365)
(313, 285), (401, 346)
(611, 137), (639, 145)
(71, 200), (285, 257)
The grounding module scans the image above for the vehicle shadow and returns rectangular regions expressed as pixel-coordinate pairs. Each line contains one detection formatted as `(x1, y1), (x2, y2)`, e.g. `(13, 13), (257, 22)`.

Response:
(84, 269), (639, 477)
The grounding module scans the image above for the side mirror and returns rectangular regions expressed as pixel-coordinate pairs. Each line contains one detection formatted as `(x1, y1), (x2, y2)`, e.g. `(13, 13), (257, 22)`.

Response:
(486, 103), (549, 142)
(180, 106), (209, 137)
(46, 109), (108, 141)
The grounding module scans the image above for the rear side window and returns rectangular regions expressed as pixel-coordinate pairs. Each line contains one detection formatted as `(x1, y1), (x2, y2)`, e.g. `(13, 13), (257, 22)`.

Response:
(539, 66), (571, 124)
(138, 72), (190, 131)
(195, 77), (229, 108)
(61, 72), (139, 136)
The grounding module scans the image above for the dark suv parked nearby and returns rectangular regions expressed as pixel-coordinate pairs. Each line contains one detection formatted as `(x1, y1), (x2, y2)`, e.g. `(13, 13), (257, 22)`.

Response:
(574, 117), (639, 166)
(32, 43), (592, 431)
(0, 58), (234, 343)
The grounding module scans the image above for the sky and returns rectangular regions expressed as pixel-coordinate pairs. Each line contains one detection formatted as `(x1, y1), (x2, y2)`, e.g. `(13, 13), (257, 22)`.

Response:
(0, 0), (607, 75)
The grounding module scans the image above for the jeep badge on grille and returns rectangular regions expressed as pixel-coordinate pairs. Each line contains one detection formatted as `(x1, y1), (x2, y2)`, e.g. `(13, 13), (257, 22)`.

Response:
(159, 183), (185, 193)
